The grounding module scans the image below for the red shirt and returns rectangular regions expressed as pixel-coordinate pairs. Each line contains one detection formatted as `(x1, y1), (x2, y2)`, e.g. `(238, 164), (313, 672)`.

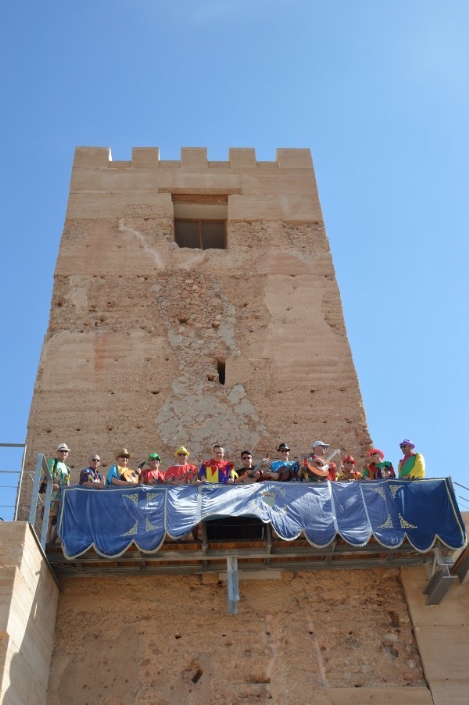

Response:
(140, 468), (165, 485)
(164, 464), (198, 484)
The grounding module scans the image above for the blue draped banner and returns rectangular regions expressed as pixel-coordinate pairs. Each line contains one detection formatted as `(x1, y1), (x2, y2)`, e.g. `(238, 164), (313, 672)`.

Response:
(58, 478), (466, 559)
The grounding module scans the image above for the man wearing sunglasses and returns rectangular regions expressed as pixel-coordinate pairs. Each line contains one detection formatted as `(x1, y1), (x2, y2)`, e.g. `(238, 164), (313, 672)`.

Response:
(79, 455), (104, 488)
(165, 446), (199, 484)
(235, 451), (267, 483)
(140, 453), (166, 485)
(43, 442), (71, 543)
(262, 443), (299, 482)
(398, 439), (425, 480)
(105, 449), (139, 487)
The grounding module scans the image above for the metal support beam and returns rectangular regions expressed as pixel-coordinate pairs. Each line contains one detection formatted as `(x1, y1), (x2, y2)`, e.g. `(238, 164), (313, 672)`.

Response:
(424, 568), (459, 605)
(226, 556), (239, 615)
(264, 523), (272, 566)
(451, 544), (469, 583)
(423, 548), (458, 605)
(202, 521), (208, 569)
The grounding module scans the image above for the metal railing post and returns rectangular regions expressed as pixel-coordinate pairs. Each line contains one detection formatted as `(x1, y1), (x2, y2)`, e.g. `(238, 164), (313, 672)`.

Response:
(0, 442), (26, 521)
(29, 453), (52, 550)
(13, 443), (27, 520)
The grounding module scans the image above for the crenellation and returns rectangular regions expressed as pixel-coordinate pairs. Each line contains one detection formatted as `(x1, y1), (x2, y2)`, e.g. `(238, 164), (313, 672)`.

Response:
(73, 146), (111, 167)
(70, 145), (317, 172)
(131, 146), (160, 167)
(229, 147), (257, 168)
(180, 146), (208, 168)
(276, 147), (313, 168)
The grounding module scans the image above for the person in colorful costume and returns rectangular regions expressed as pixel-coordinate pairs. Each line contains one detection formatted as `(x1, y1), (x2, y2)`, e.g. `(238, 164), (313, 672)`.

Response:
(140, 453), (165, 485)
(166, 446), (201, 541)
(198, 445), (236, 483)
(44, 442), (71, 543)
(79, 454), (103, 487)
(337, 455), (363, 481)
(398, 439), (425, 480)
(165, 446), (199, 484)
(363, 448), (395, 480)
(106, 448), (139, 487)
(299, 440), (336, 482)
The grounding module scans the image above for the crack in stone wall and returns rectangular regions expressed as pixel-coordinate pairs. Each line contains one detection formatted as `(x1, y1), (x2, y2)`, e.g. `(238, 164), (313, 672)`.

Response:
(153, 269), (267, 455)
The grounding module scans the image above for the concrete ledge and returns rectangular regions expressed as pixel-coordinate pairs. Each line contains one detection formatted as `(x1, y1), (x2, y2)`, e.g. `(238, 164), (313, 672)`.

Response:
(328, 687), (433, 704)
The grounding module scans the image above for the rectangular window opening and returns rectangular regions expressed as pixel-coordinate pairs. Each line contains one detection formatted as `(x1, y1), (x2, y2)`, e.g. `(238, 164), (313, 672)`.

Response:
(173, 197), (228, 250)
(217, 360), (226, 386)
(174, 219), (226, 249)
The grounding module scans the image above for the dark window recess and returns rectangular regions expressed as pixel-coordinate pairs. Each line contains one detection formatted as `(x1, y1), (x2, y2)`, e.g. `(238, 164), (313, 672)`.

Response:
(217, 360), (225, 385)
(204, 517), (266, 540)
(174, 219), (226, 249)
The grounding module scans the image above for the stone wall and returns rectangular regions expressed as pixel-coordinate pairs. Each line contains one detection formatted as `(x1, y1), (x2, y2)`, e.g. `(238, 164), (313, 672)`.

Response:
(47, 568), (431, 705)
(22, 146), (370, 497)
(0, 522), (58, 705)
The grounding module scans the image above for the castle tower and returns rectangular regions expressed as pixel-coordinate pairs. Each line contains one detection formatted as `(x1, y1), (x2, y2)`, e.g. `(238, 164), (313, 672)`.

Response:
(24, 146), (370, 477)
(7, 146), (467, 705)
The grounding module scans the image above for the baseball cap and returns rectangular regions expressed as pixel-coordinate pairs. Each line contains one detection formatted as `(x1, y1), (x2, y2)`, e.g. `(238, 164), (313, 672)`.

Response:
(312, 440), (329, 449)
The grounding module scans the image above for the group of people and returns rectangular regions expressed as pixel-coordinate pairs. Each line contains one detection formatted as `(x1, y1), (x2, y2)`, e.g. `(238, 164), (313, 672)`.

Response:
(41, 438), (425, 543)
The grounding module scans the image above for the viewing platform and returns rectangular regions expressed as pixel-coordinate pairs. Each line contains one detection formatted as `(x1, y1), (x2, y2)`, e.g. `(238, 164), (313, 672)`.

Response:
(42, 478), (468, 612)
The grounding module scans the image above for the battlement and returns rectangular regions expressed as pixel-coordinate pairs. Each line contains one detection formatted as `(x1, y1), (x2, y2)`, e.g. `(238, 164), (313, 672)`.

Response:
(73, 146), (314, 170)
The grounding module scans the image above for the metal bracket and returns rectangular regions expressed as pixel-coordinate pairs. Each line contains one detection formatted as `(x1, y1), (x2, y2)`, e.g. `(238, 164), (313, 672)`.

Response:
(226, 556), (239, 615)
(450, 543), (469, 584)
(423, 548), (458, 605)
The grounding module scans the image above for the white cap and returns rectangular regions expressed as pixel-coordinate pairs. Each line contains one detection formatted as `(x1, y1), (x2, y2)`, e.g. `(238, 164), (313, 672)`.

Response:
(312, 440), (329, 449)
(57, 443), (70, 452)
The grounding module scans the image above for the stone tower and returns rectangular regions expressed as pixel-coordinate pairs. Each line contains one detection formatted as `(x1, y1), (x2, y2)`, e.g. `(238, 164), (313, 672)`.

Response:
(9, 147), (468, 705)
(24, 146), (370, 478)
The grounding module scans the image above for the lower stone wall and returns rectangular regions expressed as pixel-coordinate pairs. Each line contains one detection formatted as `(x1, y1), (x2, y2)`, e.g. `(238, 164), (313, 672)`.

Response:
(48, 568), (430, 705)
(402, 561), (469, 705)
(0, 522), (59, 705)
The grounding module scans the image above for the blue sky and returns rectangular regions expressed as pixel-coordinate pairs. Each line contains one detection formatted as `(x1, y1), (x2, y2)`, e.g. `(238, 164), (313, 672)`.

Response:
(1, 1), (468, 519)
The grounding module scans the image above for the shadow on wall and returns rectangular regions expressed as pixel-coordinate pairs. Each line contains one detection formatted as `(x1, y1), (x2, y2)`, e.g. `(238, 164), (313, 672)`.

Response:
(2, 550), (58, 705)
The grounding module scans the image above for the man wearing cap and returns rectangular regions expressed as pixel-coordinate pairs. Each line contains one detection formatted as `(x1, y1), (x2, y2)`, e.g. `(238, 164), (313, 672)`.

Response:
(299, 441), (337, 482)
(43, 443), (71, 542)
(165, 446), (199, 484)
(140, 453), (165, 485)
(79, 455), (104, 488)
(363, 449), (395, 480)
(398, 440), (425, 480)
(337, 456), (363, 481)
(198, 445), (237, 483)
(262, 443), (299, 481)
(105, 449), (139, 487)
